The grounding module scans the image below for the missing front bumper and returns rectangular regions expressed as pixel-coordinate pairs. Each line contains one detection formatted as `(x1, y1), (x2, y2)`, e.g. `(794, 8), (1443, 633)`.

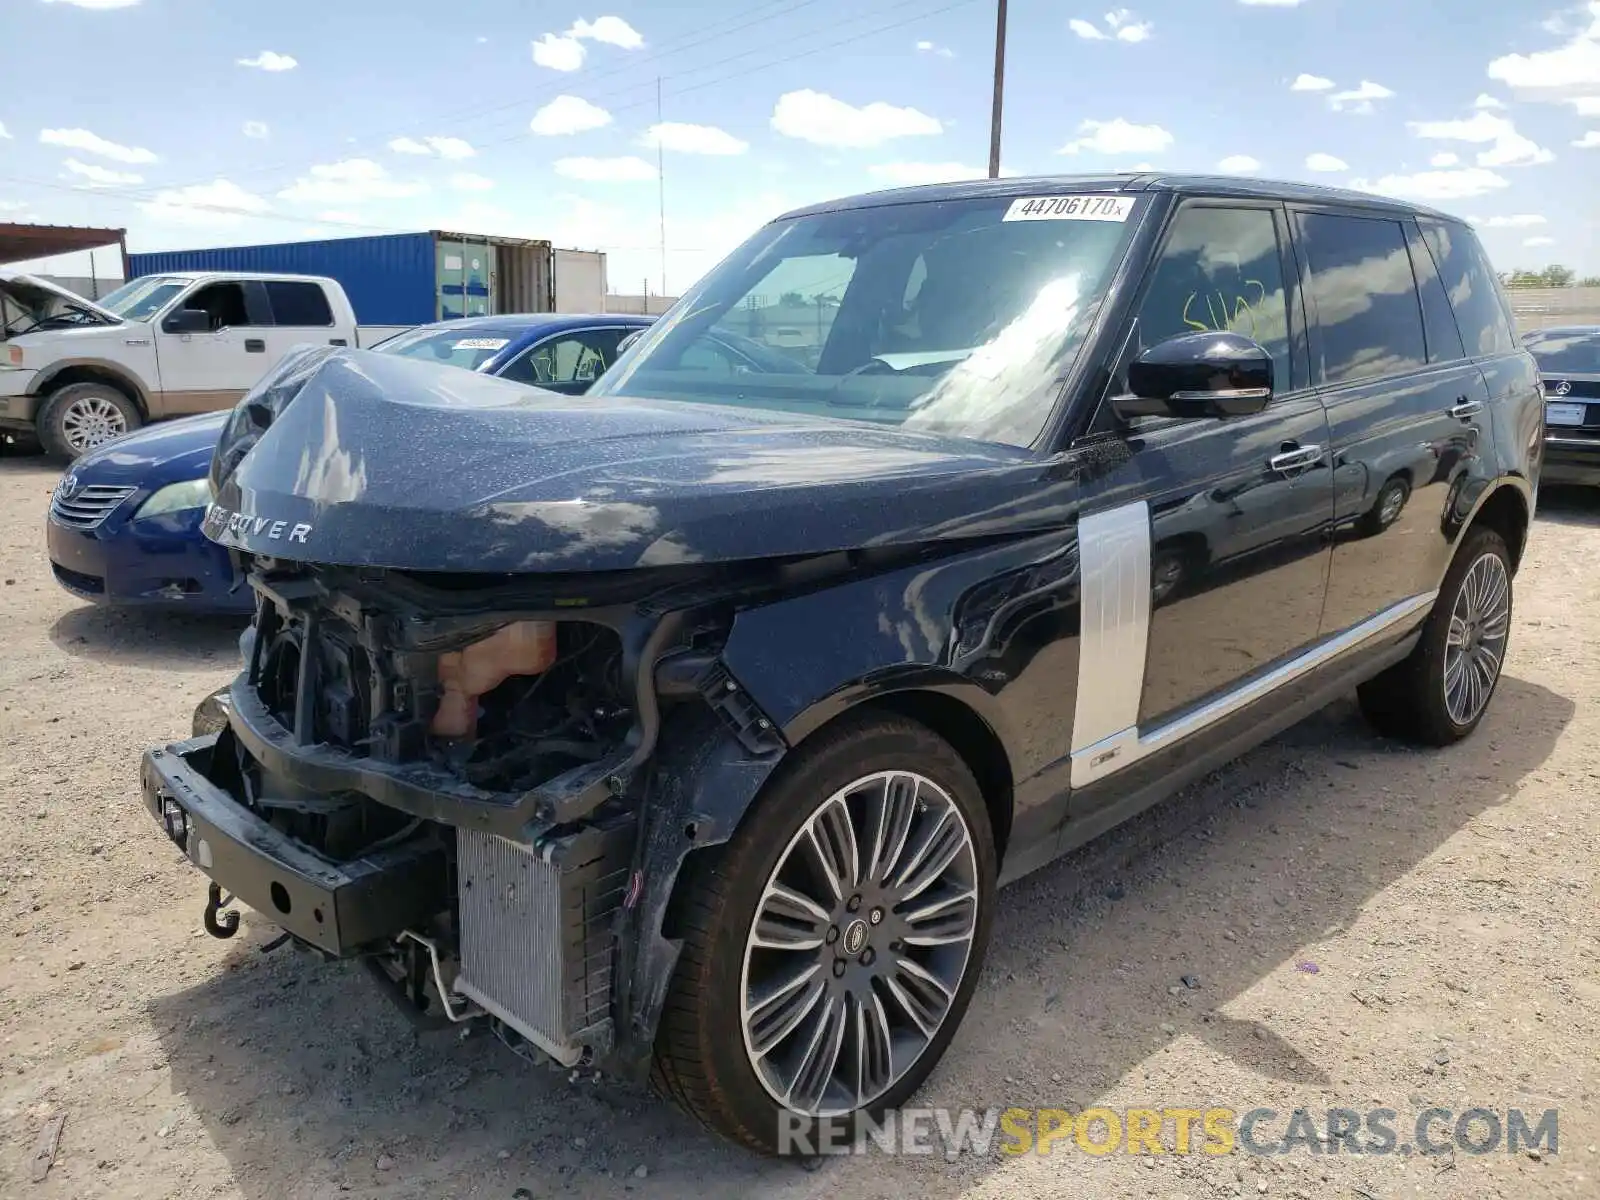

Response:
(140, 735), (448, 956)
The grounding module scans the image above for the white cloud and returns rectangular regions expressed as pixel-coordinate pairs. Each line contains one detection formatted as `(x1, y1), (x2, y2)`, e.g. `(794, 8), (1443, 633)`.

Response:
(771, 89), (942, 148)
(1058, 117), (1174, 155)
(1430, 151), (1460, 166)
(142, 179), (271, 225)
(915, 40), (954, 57)
(530, 95), (614, 136)
(868, 161), (992, 185)
(1216, 154), (1263, 172)
(1329, 80), (1395, 113)
(1350, 166), (1509, 201)
(38, 127), (156, 164)
(1071, 10), (1153, 41)
(1477, 214), (1547, 228)
(553, 156), (657, 182)
(1408, 110), (1554, 168)
(1290, 73), (1334, 91)
(388, 135), (476, 158)
(42, 0), (140, 7)
(450, 172), (495, 191)
(642, 122), (749, 155)
(242, 121), (269, 139)
(0, 121), (10, 140)
(532, 33), (585, 71)
(1575, 129), (1600, 146)
(63, 158), (142, 186)
(1473, 93), (1507, 109)
(278, 159), (427, 204)
(1524, 235), (1557, 247)
(570, 16), (643, 48)
(532, 15), (644, 70)
(1572, 96), (1600, 115)
(237, 50), (297, 71)
(1487, 3), (1600, 101)
(317, 210), (363, 223)
(1305, 152), (1348, 171)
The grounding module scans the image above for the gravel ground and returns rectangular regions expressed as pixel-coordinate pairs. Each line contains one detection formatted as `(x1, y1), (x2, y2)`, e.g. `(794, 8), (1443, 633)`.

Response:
(1, 449), (1596, 1200)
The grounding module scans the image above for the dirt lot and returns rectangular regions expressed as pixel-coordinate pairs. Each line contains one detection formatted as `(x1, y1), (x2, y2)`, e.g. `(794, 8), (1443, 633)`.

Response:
(1, 450), (1596, 1200)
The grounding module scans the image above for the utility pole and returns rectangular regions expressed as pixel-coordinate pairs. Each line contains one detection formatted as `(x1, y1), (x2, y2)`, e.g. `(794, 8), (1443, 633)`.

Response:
(656, 76), (668, 298)
(988, 0), (1008, 178)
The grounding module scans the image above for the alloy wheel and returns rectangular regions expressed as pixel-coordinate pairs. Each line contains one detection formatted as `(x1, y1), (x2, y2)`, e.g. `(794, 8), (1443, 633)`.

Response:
(1443, 551), (1510, 726)
(61, 397), (128, 452)
(739, 769), (980, 1117)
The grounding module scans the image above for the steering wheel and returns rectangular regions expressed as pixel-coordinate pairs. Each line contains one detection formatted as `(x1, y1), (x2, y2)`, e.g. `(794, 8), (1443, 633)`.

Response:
(838, 357), (901, 380)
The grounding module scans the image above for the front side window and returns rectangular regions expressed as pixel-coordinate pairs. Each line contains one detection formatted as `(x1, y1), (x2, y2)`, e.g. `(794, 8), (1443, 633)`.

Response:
(499, 328), (629, 386)
(1298, 212), (1427, 385)
(1131, 204), (1292, 389)
(591, 192), (1146, 448)
(1418, 218), (1518, 357)
(182, 282), (254, 330)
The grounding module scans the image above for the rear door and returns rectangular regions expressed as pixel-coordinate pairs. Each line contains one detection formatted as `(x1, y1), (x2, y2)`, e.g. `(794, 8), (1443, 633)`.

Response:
(262, 280), (347, 361)
(1293, 207), (1489, 635)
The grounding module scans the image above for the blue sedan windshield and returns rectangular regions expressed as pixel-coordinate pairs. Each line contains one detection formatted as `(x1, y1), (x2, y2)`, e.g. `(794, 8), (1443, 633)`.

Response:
(374, 326), (522, 371)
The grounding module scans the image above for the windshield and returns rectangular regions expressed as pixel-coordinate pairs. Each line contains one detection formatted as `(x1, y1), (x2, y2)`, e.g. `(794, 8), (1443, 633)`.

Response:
(373, 325), (519, 371)
(1528, 329), (1600, 375)
(589, 192), (1143, 448)
(98, 276), (189, 322)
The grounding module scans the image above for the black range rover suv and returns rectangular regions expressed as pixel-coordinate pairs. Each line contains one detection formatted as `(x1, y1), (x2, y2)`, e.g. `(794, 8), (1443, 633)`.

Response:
(142, 174), (1541, 1155)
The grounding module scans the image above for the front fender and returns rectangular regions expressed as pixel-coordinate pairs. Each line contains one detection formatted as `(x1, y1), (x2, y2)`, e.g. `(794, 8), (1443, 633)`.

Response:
(32, 357), (154, 410)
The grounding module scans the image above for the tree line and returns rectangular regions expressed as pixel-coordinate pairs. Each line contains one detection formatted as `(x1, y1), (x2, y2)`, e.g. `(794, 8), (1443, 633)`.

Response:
(1498, 265), (1600, 289)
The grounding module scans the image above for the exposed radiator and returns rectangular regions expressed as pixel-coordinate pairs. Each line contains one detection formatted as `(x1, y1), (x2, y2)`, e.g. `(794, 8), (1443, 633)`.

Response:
(453, 821), (633, 1065)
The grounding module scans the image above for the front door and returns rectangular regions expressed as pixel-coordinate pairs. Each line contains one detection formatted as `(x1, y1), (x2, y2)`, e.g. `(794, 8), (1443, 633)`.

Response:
(152, 280), (264, 412)
(1067, 199), (1334, 799)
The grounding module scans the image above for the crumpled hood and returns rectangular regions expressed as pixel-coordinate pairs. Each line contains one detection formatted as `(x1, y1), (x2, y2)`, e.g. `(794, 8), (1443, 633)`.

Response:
(203, 347), (1055, 573)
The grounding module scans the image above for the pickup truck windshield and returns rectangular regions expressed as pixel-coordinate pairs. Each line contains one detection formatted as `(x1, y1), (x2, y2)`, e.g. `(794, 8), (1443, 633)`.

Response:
(589, 192), (1143, 448)
(98, 276), (189, 322)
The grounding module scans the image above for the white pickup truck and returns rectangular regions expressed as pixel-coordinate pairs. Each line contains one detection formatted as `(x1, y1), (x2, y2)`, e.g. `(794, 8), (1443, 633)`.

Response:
(0, 269), (367, 462)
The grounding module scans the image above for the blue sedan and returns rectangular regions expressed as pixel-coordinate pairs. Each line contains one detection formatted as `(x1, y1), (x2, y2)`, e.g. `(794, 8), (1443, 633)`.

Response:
(44, 311), (672, 613)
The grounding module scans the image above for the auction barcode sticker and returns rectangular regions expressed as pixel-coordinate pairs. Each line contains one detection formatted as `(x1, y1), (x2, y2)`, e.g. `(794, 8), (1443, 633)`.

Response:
(1002, 195), (1135, 222)
(451, 338), (510, 351)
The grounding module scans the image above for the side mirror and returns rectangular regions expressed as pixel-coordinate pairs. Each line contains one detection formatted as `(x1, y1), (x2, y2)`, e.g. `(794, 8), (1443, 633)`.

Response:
(1112, 331), (1274, 421)
(163, 307), (213, 335)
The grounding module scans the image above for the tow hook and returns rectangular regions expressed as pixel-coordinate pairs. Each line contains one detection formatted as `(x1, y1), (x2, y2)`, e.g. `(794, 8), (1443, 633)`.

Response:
(203, 882), (240, 939)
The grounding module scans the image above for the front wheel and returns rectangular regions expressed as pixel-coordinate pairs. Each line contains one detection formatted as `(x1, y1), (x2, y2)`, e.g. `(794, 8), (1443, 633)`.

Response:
(37, 383), (141, 463)
(1357, 526), (1512, 745)
(651, 714), (997, 1155)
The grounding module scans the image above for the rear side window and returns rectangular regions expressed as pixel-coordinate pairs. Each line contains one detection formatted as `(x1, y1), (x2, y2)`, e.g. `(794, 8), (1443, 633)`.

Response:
(265, 281), (335, 328)
(1417, 218), (1517, 357)
(1404, 222), (1465, 364)
(1297, 212), (1427, 385)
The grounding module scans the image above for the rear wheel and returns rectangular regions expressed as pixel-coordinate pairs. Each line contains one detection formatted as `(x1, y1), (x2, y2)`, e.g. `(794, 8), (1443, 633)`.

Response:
(37, 383), (141, 463)
(1357, 527), (1512, 745)
(651, 714), (997, 1155)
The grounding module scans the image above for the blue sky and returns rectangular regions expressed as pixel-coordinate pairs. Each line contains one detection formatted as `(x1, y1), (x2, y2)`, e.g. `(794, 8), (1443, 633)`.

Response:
(2, 0), (1597, 291)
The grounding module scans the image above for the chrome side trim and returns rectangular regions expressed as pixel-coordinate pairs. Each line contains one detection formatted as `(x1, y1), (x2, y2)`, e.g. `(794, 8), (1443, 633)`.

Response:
(1070, 501), (1152, 762)
(1170, 387), (1270, 401)
(1071, 589), (1436, 789)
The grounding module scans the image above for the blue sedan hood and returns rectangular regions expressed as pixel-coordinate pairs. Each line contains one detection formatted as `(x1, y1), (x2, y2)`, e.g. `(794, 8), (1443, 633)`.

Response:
(70, 411), (229, 487)
(203, 347), (1055, 574)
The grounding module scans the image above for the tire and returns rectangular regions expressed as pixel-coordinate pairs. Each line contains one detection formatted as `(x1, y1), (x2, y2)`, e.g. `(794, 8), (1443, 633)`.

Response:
(650, 713), (997, 1156)
(37, 383), (142, 463)
(1357, 526), (1512, 745)
(1150, 545), (1190, 604)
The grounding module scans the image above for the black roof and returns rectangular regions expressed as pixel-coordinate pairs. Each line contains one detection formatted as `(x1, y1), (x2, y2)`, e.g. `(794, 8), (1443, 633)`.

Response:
(776, 173), (1460, 224)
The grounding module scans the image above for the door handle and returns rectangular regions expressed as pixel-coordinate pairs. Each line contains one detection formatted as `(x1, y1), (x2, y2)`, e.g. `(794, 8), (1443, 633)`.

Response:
(244, 339), (266, 353)
(1448, 398), (1483, 420)
(1268, 444), (1323, 473)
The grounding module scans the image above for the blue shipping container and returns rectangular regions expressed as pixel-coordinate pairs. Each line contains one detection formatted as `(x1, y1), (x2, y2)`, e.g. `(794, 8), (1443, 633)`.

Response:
(126, 231), (555, 327)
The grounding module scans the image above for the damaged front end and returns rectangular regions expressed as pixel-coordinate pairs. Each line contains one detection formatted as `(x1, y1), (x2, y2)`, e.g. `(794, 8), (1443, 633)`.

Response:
(144, 554), (787, 1073)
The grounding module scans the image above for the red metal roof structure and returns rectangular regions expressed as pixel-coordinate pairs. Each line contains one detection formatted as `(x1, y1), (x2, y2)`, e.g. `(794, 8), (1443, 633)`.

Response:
(0, 222), (128, 272)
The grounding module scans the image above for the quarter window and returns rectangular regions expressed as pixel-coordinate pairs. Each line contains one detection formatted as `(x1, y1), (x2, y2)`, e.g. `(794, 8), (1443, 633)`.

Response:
(1298, 213), (1427, 385)
(1417, 218), (1518, 357)
(1133, 205), (1293, 390)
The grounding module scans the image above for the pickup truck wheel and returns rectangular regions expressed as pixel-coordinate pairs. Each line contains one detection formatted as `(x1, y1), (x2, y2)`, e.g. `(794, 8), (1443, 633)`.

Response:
(650, 714), (996, 1155)
(1357, 527), (1512, 745)
(38, 383), (141, 462)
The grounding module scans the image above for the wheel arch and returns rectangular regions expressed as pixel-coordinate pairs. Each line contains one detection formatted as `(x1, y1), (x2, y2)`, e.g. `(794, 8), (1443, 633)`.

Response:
(1454, 477), (1531, 575)
(34, 359), (151, 419)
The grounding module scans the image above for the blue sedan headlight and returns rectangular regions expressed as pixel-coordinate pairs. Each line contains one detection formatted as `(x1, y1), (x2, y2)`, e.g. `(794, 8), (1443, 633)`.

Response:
(134, 477), (213, 520)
